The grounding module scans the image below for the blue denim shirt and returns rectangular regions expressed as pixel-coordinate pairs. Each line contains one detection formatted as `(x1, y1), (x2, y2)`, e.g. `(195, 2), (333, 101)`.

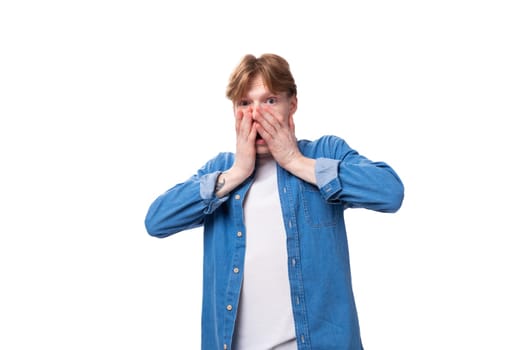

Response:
(145, 135), (404, 350)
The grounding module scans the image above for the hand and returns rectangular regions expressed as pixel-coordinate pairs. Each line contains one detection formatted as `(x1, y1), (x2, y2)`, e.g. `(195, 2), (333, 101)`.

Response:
(253, 105), (301, 170)
(232, 107), (257, 179)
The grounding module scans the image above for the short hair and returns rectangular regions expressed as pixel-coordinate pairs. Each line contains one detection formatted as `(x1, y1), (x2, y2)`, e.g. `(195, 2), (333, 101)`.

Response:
(226, 53), (297, 102)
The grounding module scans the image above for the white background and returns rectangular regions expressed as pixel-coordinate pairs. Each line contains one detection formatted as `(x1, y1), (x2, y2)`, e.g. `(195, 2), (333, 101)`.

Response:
(1, 1), (524, 349)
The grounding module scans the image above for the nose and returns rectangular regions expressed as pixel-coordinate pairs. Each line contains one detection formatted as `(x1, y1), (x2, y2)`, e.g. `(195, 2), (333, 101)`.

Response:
(252, 101), (263, 114)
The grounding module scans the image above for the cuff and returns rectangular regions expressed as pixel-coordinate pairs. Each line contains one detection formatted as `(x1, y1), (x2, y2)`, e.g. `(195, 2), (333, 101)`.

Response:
(315, 158), (342, 200)
(200, 171), (229, 214)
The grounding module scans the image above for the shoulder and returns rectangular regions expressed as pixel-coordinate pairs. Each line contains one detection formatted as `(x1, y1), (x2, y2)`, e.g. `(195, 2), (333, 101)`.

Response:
(298, 135), (354, 157)
(199, 152), (235, 173)
(298, 134), (347, 147)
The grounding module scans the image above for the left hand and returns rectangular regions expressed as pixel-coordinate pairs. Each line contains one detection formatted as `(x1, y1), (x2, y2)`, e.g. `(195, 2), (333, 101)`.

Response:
(253, 105), (301, 169)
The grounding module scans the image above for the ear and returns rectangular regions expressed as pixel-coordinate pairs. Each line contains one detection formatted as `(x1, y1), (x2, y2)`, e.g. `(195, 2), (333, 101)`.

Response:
(289, 96), (298, 116)
(288, 96), (297, 134)
(288, 96), (298, 130)
(289, 114), (296, 135)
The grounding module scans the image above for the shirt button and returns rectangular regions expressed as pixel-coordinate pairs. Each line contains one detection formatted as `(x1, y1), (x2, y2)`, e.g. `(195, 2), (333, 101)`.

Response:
(233, 267), (239, 273)
(236, 231), (243, 237)
(234, 194), (241, 200)
(226, 304), (233, 311)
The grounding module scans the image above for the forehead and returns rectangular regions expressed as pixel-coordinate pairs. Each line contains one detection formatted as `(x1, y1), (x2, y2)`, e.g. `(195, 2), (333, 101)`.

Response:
(243, 74), (282, 99)
(247, 74), (266, 90)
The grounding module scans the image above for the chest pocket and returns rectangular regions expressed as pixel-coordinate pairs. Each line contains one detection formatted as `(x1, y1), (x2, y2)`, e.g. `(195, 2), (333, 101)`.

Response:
(300, 182), (337, 227)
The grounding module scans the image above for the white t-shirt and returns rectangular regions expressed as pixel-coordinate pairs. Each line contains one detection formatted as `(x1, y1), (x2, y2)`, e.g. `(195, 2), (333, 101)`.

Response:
(232, 156), (297, 350)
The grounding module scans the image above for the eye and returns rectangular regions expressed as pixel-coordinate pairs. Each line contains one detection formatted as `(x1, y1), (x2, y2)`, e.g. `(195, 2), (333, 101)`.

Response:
(237, 100), (250, 107)
(266, 97), (278, 105)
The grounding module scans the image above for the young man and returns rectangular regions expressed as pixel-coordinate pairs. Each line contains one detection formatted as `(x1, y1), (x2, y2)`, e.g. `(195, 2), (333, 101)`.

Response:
(145, 53), (404, 350)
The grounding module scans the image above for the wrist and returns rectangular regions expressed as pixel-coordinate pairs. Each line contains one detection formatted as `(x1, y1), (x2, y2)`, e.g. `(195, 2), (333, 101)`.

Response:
(215, 166), (249, 198)
(284, 155), (317, 185)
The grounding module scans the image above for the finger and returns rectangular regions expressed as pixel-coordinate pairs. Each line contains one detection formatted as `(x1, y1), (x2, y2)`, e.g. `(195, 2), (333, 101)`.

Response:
(235, 108), (243, 132)
(254, 108), (278, 136)
(249, 122), (258, 140)
(261, 105), (284, 124)
(254, 122), (271, 142)
(239, 109), (255, 138)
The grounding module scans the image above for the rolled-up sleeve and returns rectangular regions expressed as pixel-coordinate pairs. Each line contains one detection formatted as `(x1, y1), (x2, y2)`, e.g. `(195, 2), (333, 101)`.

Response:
(315, 157), (342, 200)
(200, 171), (229, 214)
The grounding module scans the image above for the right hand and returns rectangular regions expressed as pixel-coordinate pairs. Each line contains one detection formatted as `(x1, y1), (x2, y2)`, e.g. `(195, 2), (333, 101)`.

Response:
(232, 107), (257, 180)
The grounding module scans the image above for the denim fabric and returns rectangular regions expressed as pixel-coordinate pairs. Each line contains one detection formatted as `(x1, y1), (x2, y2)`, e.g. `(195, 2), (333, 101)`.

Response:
(145, 135), (404, 350)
